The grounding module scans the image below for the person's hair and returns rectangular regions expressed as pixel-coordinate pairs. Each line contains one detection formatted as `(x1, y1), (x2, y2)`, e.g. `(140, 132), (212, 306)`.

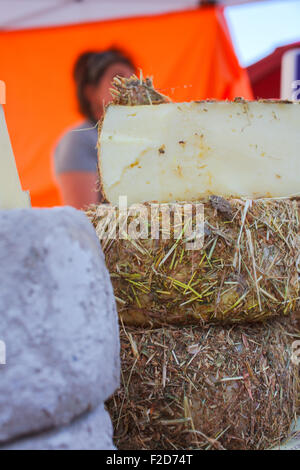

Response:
(73, 48), (135, 121)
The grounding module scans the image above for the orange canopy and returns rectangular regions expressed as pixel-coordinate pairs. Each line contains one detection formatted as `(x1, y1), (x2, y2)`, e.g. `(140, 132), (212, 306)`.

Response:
(0, 6), (252, 207)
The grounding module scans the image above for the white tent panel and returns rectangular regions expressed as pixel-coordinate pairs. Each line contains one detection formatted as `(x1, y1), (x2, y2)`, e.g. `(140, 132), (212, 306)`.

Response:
(0, 0), (198, 30)
(0, 0), (269, 31)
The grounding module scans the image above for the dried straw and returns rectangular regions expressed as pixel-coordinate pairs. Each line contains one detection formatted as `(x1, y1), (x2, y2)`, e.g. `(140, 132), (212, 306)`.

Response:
(106, 318), (299, 450)
(87, 197), (299, 326)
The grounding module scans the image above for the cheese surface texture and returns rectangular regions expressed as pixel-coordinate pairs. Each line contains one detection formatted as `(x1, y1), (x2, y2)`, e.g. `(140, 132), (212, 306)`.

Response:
(99, 101), (300, 205)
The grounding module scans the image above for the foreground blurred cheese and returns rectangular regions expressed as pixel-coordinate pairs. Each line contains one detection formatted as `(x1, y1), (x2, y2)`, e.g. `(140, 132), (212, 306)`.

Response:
(99, 100), (300, 205)
(0, 105), (30, 209)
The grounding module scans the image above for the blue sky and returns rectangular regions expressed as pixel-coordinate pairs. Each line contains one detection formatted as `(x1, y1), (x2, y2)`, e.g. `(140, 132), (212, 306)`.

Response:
(225, 0), (300, 66)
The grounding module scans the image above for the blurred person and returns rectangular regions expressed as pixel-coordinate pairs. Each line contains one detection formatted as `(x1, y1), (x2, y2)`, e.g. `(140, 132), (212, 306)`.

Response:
(53, 49), (135, 209)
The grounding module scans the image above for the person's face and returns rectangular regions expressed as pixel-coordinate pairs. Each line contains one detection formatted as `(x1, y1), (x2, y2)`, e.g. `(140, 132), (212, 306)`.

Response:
(85, 62), (135, 121)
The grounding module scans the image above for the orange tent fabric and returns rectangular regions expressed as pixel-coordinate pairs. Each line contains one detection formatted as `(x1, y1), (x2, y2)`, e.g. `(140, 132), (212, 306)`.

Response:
(0, 6), (252, 207)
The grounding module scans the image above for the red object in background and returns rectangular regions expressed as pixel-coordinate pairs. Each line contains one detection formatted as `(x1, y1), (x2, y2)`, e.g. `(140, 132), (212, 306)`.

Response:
(0, 7), (252, 207)
(247, 41), (300, 99)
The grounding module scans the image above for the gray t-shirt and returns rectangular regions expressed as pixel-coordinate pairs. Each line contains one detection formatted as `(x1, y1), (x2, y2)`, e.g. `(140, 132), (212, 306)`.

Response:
(54, 120), (98, 174)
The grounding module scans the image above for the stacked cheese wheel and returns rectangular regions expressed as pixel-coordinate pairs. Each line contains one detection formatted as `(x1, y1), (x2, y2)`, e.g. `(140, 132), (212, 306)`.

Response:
(88, 76), (300, 450)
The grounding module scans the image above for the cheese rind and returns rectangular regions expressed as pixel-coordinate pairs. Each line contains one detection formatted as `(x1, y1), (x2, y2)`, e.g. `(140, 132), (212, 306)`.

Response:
(99, 101), (300, 205)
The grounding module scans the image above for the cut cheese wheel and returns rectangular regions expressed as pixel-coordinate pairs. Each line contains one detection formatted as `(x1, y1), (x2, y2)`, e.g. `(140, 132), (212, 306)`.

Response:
(98, 100), (300, 205)
(0, 104), (30, 209)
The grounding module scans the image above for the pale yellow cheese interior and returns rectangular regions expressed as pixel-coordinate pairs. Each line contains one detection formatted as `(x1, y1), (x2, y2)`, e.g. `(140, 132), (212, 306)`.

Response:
(0, 105), (30, 209)
(99, 101), (300, 205)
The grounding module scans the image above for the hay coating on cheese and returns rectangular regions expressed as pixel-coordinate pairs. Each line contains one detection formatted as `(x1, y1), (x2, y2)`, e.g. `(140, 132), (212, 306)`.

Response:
(87, 197), (299, 326)
(105, 319), (299, 450)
